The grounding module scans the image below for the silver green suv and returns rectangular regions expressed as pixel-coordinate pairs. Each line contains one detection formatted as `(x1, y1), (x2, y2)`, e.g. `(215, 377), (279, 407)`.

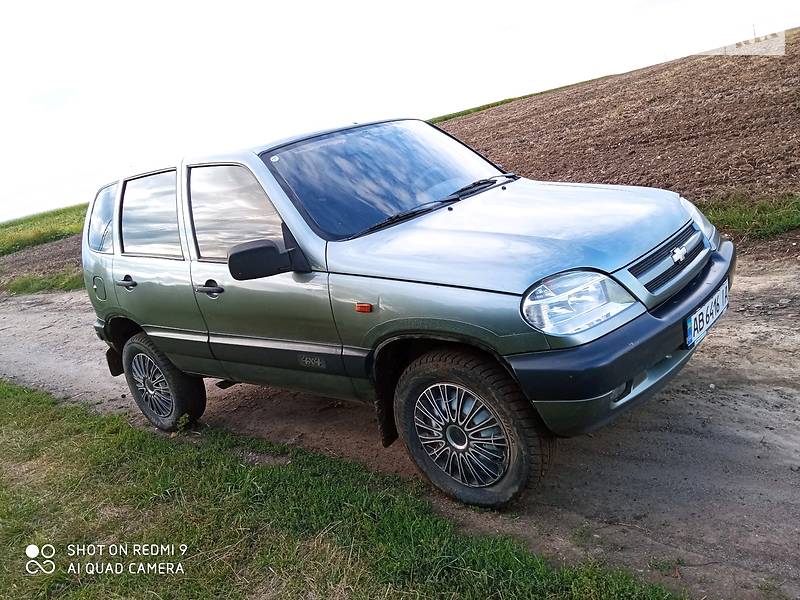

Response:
(83, 119), (735, 507)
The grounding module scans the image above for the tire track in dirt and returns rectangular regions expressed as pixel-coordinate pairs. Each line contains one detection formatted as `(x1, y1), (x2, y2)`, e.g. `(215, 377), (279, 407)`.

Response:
(1, 255), (798, 599)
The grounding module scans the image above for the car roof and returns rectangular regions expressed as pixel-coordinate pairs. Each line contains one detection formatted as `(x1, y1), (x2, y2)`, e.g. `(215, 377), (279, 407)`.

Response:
(248, 117), (414, 155)
(115, 118), (417, 183)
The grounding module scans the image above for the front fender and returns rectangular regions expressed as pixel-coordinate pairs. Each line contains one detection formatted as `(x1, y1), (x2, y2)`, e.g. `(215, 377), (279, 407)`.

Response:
(329, 274), (549, 356)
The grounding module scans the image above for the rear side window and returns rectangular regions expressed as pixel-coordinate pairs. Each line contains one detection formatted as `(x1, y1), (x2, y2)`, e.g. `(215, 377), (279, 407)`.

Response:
(120, 171), (182, 257)
(87, 184), (117, 253)
(188, 165), (283, 260)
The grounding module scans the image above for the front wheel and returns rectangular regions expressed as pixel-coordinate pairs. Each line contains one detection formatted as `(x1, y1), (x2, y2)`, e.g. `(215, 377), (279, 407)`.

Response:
(394, 350), (555, 507)
(122, 332), (206, 431)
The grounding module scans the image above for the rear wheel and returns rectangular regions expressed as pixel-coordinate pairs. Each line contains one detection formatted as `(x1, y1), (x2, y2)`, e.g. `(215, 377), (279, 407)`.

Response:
(122, 333), (206, 431)
(394, 349), (554, 507)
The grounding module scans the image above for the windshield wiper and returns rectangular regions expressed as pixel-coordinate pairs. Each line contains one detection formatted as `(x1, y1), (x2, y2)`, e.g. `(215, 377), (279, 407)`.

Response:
(440, 173), (519, 202)
(347, 199), (454, 239)
(347, 173), (519, 240)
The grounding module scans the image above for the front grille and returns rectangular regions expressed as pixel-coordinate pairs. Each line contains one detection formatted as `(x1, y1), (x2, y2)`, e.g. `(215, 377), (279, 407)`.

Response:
(643, 242), (704, 292)
(628, 222), (709, 294)
(629, 224), (695, 278)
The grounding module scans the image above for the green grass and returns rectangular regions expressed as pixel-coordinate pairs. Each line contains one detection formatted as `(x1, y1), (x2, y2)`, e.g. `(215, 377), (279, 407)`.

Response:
(0, 269), (83, 295)
(429, 76), (611, 124)
(0, 381), (678, 599)
(0, 204), (87, 256)
(701, 193), (800, 239)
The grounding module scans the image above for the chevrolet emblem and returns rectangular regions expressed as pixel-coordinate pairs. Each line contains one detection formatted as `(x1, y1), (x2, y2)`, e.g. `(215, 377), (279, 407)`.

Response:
(671, 245), (688, 263)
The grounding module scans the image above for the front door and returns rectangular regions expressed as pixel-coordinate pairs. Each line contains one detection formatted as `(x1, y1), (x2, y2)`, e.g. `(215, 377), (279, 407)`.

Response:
(112, 170), (220, 377)
(185, 164), (350, 397)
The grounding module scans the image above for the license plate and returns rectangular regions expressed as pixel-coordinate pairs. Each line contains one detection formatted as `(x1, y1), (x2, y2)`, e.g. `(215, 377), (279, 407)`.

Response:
(686, 279), (728, 347)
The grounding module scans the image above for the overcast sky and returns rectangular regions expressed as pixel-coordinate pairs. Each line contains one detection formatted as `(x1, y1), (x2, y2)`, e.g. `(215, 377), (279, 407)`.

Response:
(1, 0), (797, 221)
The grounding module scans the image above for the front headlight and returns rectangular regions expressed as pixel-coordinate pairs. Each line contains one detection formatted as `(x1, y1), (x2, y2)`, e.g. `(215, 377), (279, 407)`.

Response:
(680, 197), (719, 250)
(521, 271), (637, 335)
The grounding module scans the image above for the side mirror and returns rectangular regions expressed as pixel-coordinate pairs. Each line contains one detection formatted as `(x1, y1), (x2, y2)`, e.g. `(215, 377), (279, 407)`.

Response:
(228, 240), (292, 280)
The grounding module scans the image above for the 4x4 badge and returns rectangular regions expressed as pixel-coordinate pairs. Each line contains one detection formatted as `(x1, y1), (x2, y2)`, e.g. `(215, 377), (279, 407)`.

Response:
(298, 355), (326, 370)
(671, 245), (688, 263)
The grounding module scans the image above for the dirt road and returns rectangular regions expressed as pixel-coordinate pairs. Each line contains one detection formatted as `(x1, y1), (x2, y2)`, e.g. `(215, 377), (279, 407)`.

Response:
(1, 254), (798, 599)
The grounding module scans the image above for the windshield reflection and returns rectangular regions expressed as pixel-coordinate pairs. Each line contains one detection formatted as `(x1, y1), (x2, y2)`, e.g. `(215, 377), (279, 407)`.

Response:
(266, 120), (499, 239)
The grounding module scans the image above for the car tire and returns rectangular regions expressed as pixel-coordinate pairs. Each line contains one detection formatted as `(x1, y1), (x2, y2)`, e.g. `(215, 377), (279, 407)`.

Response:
(122, 332), (206, 431)
(394, 349), (555, 507)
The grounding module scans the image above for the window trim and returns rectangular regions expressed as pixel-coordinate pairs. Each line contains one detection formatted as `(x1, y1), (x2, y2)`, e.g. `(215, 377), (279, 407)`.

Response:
(119, 168), (185, 260)
(86, 182), (118, 255)
(186, 162), (285, 264)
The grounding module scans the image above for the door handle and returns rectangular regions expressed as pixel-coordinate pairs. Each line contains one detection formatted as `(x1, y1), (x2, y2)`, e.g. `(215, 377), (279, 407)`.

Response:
(194, 280), (224, 296)
(115, 276), (137, 289)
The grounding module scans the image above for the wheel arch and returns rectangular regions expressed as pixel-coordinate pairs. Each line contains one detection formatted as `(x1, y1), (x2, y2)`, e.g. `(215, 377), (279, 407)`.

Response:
(105, 315), (144, 353)
(370, 333), (521, 447)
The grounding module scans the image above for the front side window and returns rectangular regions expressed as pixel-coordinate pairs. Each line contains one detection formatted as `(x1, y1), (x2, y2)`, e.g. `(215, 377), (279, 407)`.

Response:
(120, 171), (182, 257)
(188, 165), (283, 260)
(264, 119), (500, 239)
(87, 183), (117, 253)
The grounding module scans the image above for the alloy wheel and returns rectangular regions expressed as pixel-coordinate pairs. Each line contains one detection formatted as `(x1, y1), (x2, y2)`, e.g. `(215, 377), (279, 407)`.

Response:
(130, 353), (173, 417)
(413, 383), (510, 487)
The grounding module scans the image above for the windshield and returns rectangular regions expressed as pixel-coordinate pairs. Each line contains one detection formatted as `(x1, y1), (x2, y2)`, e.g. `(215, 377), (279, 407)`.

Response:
(263, 120), (501, 239)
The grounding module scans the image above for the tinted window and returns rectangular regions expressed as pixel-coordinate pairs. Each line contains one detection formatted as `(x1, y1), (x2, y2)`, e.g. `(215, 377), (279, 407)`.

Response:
(121, 171), (182, 257)
(189, 165), (283, 260)
(87, 184), (117, 253)
(265, 120), (499, 239)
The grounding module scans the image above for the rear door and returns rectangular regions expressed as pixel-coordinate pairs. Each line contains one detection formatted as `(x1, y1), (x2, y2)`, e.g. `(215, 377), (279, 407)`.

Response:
(112, 169), (221, 377)
(184, 163), (350, 397)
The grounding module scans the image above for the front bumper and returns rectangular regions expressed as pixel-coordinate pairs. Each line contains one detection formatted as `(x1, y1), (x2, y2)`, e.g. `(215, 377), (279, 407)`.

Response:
(506, 240), (736, 436)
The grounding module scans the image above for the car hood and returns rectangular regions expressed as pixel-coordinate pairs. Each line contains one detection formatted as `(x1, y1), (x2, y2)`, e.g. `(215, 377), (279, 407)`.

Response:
(326, 179), (691, 295)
